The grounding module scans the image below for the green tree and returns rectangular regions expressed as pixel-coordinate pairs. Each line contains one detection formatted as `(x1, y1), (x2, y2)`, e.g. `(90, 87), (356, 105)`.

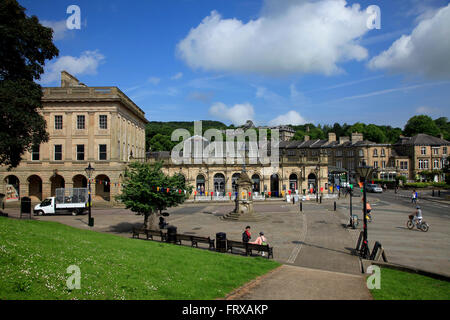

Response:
(116, 162), (192, 230)
(363, 124), (386, 143)
(404, 115), (440, 137)
(434, 117), (450, 140)
(0, 0), (59, 168)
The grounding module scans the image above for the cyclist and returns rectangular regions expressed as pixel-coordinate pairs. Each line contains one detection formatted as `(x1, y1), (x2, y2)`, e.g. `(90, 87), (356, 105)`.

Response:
(413, 206), (423, 226)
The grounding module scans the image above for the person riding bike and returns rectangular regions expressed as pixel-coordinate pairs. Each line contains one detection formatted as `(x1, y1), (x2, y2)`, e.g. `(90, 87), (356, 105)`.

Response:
(413, 206), (423, 226)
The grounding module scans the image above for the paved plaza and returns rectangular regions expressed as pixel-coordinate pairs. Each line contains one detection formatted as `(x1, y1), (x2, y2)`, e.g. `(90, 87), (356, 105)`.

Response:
(4, 191), (449, 299)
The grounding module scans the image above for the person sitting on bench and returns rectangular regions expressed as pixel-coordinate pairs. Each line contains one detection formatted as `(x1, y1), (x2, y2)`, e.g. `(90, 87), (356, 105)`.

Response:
(250, 232), (268, 256)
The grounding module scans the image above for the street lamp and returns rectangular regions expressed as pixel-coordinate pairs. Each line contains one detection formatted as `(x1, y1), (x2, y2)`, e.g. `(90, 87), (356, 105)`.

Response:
(356, 165), (374, 258)
(85, 162), (95, 227)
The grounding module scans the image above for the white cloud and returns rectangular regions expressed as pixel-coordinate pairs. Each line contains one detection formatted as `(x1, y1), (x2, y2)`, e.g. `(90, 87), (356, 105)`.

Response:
(177, 0), (371, 76)
(415, 106), (440, 115)
(171, 72), (183, 80)
(40, 50), (105, 84)
(269, 110), (307, 126)
(41, 20), (70, 41)
(368, 4), (450, 79)
(209, 102), (255, 126)
(148, 77), (161, 85)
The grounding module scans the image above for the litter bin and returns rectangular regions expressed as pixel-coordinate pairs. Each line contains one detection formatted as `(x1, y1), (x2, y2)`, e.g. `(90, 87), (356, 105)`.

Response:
(167, 225), (177, 243)
(216, 232), (227, 253)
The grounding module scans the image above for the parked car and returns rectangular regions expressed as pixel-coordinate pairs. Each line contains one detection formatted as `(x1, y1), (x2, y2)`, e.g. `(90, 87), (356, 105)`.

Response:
(366, 184), (383, 193)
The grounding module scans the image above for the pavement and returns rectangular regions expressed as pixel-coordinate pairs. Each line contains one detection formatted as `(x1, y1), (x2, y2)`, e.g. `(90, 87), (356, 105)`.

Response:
(4, 191), (448, 300)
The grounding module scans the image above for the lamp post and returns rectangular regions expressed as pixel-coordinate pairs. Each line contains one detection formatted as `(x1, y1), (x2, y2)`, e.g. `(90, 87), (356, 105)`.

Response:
(85, 162), (95, 227)
(356, 165), (374, 258)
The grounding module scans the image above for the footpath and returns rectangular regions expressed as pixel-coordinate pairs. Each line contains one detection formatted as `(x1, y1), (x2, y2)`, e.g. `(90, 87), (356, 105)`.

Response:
(226, 202), (373, 300)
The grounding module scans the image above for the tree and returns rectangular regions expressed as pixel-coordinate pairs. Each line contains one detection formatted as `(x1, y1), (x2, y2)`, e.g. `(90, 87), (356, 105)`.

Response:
(404, 115), (440, 137)
(363, 124), (386, 143)
(434, 117), (450, 140)
(116, 162), (192, 230)
(0, 0), (59, 168)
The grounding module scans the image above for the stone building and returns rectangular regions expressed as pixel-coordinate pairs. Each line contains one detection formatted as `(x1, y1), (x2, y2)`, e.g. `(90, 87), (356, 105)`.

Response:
(393, 134), (449, 182)
(0, 71), (148, 204)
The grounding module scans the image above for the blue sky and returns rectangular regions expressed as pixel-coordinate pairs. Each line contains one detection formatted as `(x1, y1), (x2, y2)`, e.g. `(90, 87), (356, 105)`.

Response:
(20, 0), (450, 128)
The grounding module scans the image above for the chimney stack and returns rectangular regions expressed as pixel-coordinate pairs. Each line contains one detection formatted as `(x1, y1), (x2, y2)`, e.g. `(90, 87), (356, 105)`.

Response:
(328, 132), (336, 143)
(339, 136), (350, 144)
(304, 135), (310, 142)
(351, 132), (363, 143)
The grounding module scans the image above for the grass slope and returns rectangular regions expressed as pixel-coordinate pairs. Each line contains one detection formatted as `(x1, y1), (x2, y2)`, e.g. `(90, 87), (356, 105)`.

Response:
(371, 267), (450, 300)
(0, 217), (279, 300)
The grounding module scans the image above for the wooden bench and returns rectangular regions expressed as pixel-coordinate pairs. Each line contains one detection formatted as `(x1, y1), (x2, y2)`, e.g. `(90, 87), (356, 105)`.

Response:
(175, 234), (215, 250)
(132, 227), (147, 239)
(147, 229), (167, 241)
(226, 240), (273, 259)
(132, 227), (166, 241)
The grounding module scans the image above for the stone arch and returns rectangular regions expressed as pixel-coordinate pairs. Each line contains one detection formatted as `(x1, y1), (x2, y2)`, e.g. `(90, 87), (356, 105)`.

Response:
(196, 174), (206, 195)
(73, 174), (87, 188)
(251, 173), (261, 193)
(289, 173), (298, 192)
(95, 174), (110, 201)
(307, 173), (317, 193)
(27, 175), (42, 201)
(213, 173), (225, 195)
(50, 174), (65, 197)
(4, 175), (20, 200)
(270, 173), (280, 197)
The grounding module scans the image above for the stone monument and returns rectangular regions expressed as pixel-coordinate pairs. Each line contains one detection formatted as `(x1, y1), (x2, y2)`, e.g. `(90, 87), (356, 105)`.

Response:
(222, 170), (264, 221)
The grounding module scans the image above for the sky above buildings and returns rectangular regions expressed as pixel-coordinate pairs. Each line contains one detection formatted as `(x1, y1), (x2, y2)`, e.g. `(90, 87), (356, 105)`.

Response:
(20, 0), (450, 128)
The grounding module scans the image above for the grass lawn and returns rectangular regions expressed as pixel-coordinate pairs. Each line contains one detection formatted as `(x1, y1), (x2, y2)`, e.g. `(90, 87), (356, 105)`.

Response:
(370, 267), (450, 300)
(0, 217), (280, 300)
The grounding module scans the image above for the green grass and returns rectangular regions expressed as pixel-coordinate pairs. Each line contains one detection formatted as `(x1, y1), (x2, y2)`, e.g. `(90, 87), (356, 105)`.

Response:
(371, 267), (450, 300)
(0, 217), (280, 300)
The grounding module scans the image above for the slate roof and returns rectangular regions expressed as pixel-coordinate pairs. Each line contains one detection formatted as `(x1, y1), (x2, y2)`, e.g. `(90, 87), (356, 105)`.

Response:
(395, 133), (450, 146)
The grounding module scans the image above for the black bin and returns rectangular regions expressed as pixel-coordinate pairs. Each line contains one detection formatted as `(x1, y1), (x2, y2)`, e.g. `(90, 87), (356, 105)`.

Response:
(167, 225), (177, 243)
(216, 232), (227, 253)
(21, 197), (31, 214)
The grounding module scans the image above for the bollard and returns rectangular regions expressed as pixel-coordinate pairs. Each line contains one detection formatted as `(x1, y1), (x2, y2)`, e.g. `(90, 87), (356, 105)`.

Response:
(320, 195), (322, 204)
(438, 190), (441, 197)
(300, 202), (302, 212)
(334, 201), (336, 211)
(432, 189), (435, 197)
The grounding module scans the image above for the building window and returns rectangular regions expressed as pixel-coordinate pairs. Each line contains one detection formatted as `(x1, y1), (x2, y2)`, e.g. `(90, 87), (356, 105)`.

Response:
(432, 147), (439, 155)
(77, 115), (85, 130)
(336, 150), (342, 157)
(400, 161), (408, 170)
(99, 144), (107, 160)
(359, 149), (364, 157)
(421, 147), (426, 155)
(424, 160), (429, 169)
(31, 145), (40, 161)
(348, 150), (354, 157)
(382, 161), (386, 168)
(433, 159), (439, 169)
(373, 161), (378, 168)
(99, 115), (108, 129)
(336, 160), (342, 168)
(381, 149), (385, 157)
(54, 145), (62, 161)
(287, 150), (295, 156)
(76, 145), (85, 161)
(443, 147), (448, 155)
(373, 149), (378, 157)
(54, 115), (63, 130)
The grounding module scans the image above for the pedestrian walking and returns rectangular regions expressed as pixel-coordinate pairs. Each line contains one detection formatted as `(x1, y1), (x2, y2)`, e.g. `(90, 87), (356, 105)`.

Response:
(411, 190), (417, 204)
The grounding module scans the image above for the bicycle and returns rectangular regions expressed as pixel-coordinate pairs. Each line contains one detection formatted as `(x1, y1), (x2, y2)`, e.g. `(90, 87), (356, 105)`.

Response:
(407, 214), (429, 232)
